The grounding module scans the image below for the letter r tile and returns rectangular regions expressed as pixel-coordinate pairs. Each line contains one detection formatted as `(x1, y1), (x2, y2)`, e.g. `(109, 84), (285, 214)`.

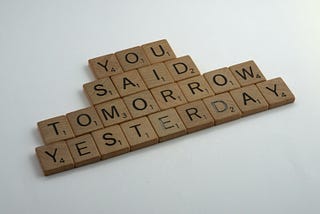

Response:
(148, 108), (187, 142)
(35, 141), (74, 176)
(203, 92), (242, 125)
(256, 77), (295, 108)
(38, 115), (75, 145)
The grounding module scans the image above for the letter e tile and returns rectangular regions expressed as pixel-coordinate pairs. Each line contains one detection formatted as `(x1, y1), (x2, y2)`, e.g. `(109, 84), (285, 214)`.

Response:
(148, 109), (187, 142)
(66, 134), (101, 167)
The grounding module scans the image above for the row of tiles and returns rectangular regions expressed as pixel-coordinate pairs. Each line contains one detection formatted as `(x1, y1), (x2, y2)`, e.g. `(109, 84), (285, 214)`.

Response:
(36, 77), (295, 175)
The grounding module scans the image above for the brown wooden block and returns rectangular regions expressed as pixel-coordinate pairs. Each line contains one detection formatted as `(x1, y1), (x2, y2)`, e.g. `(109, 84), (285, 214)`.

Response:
(203, 67), (240, 94)
(142, 39), (176, 64)
(165, 55), (200, 81)
(91, 125), (130, 160)
(115, 46), (150, 71)
(95, 98), (132, 127)
(151, 83), (187, 110)
(35, 141), (74, 176)
(203, 92), (242, 125)
(120, 117), (158, 151)
(176, 100), (214, 133)
(38, 115), (75, 145)
(111, 70), (147, 97)
(88, 54), (123, 79)
(230, 85), (269, 116)
(66, 134), (101, 167)
(83, 77), (120, 105)
(229, 60), (266, 86)
(178, 75), (214, 102)
(66, 107), (103, 136)
(256, 77), (295, 108)
(138, 63), (174, 89)
(148, 109), (187, 142)
(123, 90), (160, 118)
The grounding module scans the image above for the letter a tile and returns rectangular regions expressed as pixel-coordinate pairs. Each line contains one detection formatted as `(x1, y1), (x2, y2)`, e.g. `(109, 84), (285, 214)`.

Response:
(230, 85), (269, 116)
(36, 141), (74, 176)
(256, 77), (295, 108)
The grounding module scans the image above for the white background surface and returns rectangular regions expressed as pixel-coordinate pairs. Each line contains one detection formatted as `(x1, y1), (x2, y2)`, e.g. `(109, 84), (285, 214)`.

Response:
(1, 0), (320, 213)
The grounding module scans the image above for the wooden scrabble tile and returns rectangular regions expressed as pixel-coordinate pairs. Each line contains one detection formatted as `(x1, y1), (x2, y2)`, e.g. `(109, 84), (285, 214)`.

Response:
(256, 77), (295, 108)
(165, 55), (200, 81)
(178, 75), (214, 102)
(88, 54), (123, 79)
(115, 46), (150, 71)
(138, 63), (174, 89)
(36, 141), (74, 176)
(66, 107), (103, 136)
(91, 125), (130, 160)
(111, 70), (147, 97)
(66, 134), (101, 167)
(120, 117), (158, 151)
(95, 98), (132, 127)
(203, 67), (240, 94)
(229, 60), (266, 86)
(83, 77), (120, 105)
(148, 109), (187, 142)
(230, 85), (269, 116)
(123, 90), (160, 118)
(176, 100), (214, 133)
(38, 115), (75, 145)
(151, 83), (187, 110)
(203, 92), (242, 124)
(142, 39), (176, 64)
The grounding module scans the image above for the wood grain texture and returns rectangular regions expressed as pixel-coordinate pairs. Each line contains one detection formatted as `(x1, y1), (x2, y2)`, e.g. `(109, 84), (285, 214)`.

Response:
(38, 115), (75, 145)
(36, 141), (74, 176)
(138, 63), (174, 89)
(88, 54), (123, 79)
(142, 39), (176, 64)
(115, 46), (150, 71)
(91, 125), (130, 160)
(120, 117), (158, 151)
(230, 85), (269, 116)
(256, 77), (295, 108)
(165, 55), (200, 81)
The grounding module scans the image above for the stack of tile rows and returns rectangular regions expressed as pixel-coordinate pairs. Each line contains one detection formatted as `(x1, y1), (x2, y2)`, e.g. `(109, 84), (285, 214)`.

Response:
(35, 39), (295, 176)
